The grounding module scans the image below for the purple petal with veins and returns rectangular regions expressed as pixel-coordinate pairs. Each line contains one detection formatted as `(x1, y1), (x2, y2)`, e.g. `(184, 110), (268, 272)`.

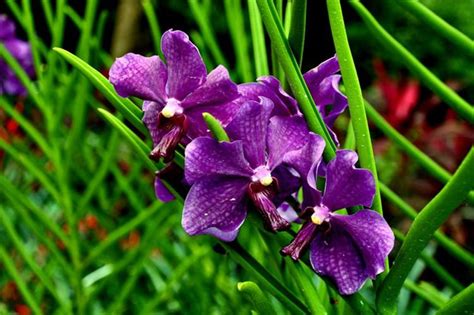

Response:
(226, 99), (273, 168)
(161, 30), (207, 100)
(310, 223), (368, 295)
(184, 137), (252, 185)
(182, 176), (249, 241)
(323, 150), (375, 211)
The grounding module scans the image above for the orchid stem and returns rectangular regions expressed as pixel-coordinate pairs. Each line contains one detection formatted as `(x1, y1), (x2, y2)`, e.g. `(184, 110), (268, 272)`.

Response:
(237, 281), (277, 314)
(350, 0), (474, 124)
(396, 0), (474, 57)
(437, 284), (474, 315)
(326, 0), (383, 217)
(381, 183), (474, 269)
(256, 0), (337, 160)
(287, 0), (307, 67)
(0, 245), (43, 315)
(222, 241), (310, 315)
(365, 101), (474, 205)
(377, 148), (474, 314)
(248, 0), (270, 76)
(393, 229), (463, 292)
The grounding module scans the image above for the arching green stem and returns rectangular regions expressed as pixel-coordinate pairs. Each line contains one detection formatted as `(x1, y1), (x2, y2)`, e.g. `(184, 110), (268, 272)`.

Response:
(377, 149), (474, 314)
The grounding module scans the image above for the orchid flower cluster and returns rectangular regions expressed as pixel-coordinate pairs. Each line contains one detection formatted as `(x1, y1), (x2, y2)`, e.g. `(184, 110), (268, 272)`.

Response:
(109, 30), (394, 295)
(0, 15), (35, 96)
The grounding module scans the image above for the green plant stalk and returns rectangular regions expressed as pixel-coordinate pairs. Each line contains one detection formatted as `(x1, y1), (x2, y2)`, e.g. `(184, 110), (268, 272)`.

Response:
(237, 281), (277, 314)
(291, 264), (328, 314)
(365, 101), (474, 205)
(5, 0), (23, 27)
(377, 148), (474, 314)
(256, 0), (337, 160)
(403, 280), (445, 309)
(393, 230), (463, 292)
(188, 0), (228, 67)
(224, 0), (253, 82)
(97, 109), (158, 172)
(0, 245), (43, 315)
(0, 97), (54, 161)
(327, 0), (383, 215)
(97, 109), (183, 202)
(0, 175), (70, 249)
(350, 1), (474, 124)
(40, 0), (54, 31)
(77, 131), (120, 217)
(396, 0), (474, 57)
(342, 120), (356, 150)
(381, 183), (474, 269)
(111, 166), (146, 211)
(248, 0), (270, 76)
(66, 0), (99, 160)
(288, 0), (307, 67)
(0, 177), (72, 275)
(270, 0), (284, 81)
(222, 242), (310, 315)
(85, 214), (176, 304)
(0, 141), (61, 202)
(279, 0), (293, 91)
(142, 0), (163, 58)
(139, 247), (210, 314)
(77, 0), (98, 58)
(64, 5), (83, 27)
(0, 206), (72, 314)
(436, 284), (474, 315)
(107, 229), (191, 315)
(52, 146), (84, 315)
(203, 113), (230, 141)
(45, 0), (66, 112)
(53, 48), (146, 134)
(21, 0), (43, 79)
(83, 201), (168, 266)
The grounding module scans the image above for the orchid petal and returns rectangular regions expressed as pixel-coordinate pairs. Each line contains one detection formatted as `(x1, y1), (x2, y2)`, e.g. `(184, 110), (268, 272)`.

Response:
(154, 177), (175, 202)
(310, 225), (368, 295)
(266, 115), (309, 170)
(330, 210), (394, 278)
(181, 65), (239, 109)
(182, 176), (248, 241)
(323, 150), (375, 211)
(303, 55), (340, 88)
(109, 53), (167, 102)
(161, 30), (206, 100)
(226, 99), (273, 168)
(184, 137), (253, 184)
(0, 15), (16, 39)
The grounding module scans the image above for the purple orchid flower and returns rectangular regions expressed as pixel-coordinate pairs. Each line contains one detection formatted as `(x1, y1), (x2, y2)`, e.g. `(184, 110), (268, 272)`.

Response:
(0, 15), (35, 96)
(238, 55), (347, 136)
(182, 98), (312, 241)
(109, 29), (240, 162)
(281, 147), (394, 295)
(303, 55), (348, 129)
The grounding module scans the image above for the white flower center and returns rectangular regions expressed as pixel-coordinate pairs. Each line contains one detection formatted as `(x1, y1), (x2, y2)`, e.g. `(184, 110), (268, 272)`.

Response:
(161, 98), (182, 118)
(310, 205), (330, 225)
(252, 165), (273, 186)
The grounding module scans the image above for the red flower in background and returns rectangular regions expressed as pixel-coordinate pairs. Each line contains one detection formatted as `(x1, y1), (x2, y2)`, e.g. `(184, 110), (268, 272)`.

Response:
(373, 59), (420, 129)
